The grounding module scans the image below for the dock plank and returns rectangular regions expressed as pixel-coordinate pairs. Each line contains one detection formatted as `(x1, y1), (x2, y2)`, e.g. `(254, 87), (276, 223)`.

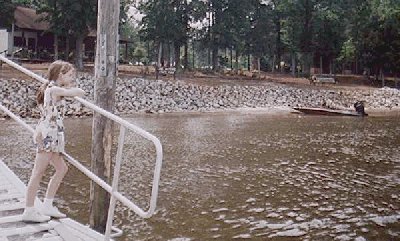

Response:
(0, 160), (111, 241)
(0, 202), (25, 212)
(0, 214), (22, 224)
(0, 222), (56, 236)
(53, 221), (85, 241)
(0, 193), (24, 201)
(35, 237), (64, 241)
(35, 236), (64, 241)
(60, 218), (108, 241)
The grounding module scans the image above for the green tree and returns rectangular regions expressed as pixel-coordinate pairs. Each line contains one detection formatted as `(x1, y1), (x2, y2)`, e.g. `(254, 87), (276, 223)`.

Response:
(337, 37), (356, 70)
(249, 1), (276, 71)
(139, 0), (206, 71)
(0, 0), (35, 29)
(357, 0), (400, 79)
(313, 1), (347, 73)
(0, 0), (16, 28)
(201, 0), (258, 71)
(137, 0), (400, 78)
(279, 0), (347, 75)
(289, 0), (318, 75)
(139, 0), (177, 67)
(35, 0), (97, 69)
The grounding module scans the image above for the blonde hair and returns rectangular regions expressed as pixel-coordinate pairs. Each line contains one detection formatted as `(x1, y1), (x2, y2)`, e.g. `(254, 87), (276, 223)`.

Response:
(36, 61), (75, 105)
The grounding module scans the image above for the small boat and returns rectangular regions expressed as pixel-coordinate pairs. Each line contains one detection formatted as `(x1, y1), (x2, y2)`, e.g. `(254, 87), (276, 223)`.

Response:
(293, 107), (367, 117)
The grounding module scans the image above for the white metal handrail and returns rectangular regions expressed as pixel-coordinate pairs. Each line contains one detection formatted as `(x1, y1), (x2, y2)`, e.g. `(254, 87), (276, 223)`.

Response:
(0, 56), (163, 240)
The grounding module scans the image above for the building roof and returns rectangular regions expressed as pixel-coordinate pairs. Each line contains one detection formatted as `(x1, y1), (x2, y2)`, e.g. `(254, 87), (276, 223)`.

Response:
(14, 6), (49, 31)
(12, 6), (133, 43)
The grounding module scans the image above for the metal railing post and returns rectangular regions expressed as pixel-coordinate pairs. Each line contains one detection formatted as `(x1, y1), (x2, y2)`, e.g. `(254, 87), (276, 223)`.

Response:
(104, 126), (126, 240)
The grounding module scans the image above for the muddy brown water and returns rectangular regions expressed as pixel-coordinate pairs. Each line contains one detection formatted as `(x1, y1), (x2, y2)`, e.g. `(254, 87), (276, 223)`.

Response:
(0, 112), (399, 240)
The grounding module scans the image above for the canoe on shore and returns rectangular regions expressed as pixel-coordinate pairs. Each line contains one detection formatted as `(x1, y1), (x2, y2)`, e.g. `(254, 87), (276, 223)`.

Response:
(293, 107), (367, 117)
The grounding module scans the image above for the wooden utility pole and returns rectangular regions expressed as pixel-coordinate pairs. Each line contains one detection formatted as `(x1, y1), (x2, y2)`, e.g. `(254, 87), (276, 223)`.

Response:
(91, 0), (120, 233)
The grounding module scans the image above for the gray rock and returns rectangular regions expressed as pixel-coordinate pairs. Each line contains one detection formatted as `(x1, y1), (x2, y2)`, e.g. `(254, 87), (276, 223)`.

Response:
(1, 75), (400, 118)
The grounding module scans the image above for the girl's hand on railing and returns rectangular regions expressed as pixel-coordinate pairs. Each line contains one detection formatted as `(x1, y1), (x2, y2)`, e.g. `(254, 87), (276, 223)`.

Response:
(51, 86), (86, 98)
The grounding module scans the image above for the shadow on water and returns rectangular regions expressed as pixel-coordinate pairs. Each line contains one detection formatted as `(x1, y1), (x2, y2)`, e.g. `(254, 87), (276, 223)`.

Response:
(0, 112), (399, 240)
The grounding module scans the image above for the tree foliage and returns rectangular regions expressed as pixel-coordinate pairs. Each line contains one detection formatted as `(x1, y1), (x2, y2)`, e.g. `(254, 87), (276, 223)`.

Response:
(137, 0), (400, 76)
(0, 0), (16, 28)
(139, 0), (207, 70)
(33, 0), (96, 69)
(3, 0), (400, 77)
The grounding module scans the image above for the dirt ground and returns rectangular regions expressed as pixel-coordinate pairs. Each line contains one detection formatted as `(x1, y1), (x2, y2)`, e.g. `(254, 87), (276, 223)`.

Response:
(0, 62), (394, 91)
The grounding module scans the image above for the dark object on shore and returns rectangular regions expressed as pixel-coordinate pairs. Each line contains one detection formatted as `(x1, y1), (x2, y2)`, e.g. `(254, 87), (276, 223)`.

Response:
(293, 101), (368, 117)
(310, 75), (336, 85)
(354, 101), (367, 116)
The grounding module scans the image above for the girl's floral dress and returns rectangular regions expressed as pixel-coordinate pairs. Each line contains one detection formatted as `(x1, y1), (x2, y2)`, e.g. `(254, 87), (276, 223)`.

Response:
(34, 82), (66, 153)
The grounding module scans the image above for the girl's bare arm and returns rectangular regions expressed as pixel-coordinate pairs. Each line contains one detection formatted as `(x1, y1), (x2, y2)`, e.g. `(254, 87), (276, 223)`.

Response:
(50, 86), (85, 98)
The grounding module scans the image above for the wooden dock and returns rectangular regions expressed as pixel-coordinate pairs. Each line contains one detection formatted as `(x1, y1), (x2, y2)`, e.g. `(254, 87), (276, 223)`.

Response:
(0, 160), (110, 241)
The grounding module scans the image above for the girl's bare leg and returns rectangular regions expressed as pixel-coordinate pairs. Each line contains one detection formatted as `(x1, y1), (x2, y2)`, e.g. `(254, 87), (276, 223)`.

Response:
(45, 153), (68, 199)
(25, 152), (53, 207)
(41, 153), (68, 218)
(23, 152), (53, 222)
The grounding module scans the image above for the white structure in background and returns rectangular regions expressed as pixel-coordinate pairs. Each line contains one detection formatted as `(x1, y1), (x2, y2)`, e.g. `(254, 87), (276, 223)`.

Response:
(0, 30), (9, 56)
(0, 6), (49, 59)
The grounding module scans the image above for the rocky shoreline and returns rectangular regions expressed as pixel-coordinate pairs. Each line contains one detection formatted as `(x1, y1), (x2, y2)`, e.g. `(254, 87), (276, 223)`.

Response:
(0, 74), (399, 118)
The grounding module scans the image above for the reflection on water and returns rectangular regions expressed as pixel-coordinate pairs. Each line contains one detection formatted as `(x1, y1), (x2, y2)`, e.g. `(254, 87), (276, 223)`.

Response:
(0, 112), (399, 240)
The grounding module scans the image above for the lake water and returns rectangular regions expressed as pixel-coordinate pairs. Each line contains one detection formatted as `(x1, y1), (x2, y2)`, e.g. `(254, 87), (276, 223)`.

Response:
(0, 111), (399, 240)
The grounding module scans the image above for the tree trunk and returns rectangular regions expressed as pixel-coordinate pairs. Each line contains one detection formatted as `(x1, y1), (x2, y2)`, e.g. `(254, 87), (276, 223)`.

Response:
(75, 34), (84, 70)
(156, 42), (162, 79)
(183, 41), (188, 71)
(380, 68), (385, 87)
(147, 41), (150, 64)
(291, 53), (296, 77)
(230, 48), (233, 70)
(91, 0), (119, 233)
(301, 0), (313, 76)
(247, 54), (250, 71)
(272, 54), (276, 73)
(208, 48), (211, 68)
(167, 43), (171, 67)
(275, 17), (281, 72)
(224, 48), (227, 60)
(174, 42), (181, 72)
(124, 42), (128, 61)
(212, 46), (218, 71)
(34, 37), (38, 58)
(355, 56), (358, 75)
(235, 50), (239, 74)
(303, 52), (312, 76)
(54, 34), (59, 61)
(65, 36), (70, 61)
(320, 55), (323, 74)
(192, 40), (195, 69)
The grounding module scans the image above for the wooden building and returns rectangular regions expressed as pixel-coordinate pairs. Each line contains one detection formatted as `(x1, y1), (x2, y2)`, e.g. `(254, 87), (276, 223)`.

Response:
(0, 6), (132, 62)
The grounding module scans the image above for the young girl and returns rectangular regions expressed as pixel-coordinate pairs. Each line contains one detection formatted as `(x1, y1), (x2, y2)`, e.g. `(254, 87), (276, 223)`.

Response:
(22, 61), (85, 222)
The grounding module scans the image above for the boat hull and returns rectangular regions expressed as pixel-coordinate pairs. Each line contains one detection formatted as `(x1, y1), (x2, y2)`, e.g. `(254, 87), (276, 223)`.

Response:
(293, 107), (367, 117)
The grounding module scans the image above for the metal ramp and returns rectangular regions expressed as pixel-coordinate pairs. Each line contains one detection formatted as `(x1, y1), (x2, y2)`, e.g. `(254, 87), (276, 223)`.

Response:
(0, 161), (110, 241)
